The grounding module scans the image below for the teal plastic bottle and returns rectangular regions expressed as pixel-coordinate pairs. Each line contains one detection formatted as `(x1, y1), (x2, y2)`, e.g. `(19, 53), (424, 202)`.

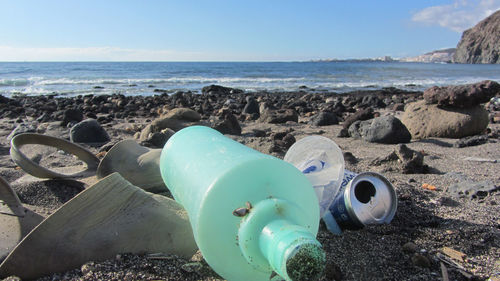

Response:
(160, 126), (325, 281)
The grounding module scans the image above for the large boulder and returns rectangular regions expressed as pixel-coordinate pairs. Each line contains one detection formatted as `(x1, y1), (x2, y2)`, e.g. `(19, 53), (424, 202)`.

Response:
(453, 10), (500, 64)
(423, 80), (500, 108)
(348, 115), (411, 144)
(401, 100), (489, 139)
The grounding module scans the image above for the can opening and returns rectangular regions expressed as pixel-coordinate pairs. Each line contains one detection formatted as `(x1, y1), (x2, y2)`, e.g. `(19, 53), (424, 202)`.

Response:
(354, 180), (376, 204)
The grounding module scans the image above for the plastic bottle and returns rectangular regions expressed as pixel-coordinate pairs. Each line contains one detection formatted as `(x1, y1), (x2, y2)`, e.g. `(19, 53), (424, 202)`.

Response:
(284, 135), (345, 217)
(160, 126), (325, 281)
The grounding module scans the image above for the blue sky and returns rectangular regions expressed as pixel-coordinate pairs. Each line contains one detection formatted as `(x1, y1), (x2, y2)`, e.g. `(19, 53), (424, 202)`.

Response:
(0, 0), (499, 61)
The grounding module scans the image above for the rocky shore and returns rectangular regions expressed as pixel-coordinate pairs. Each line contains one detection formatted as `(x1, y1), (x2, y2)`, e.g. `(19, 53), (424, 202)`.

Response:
(1, 83), (499, 281)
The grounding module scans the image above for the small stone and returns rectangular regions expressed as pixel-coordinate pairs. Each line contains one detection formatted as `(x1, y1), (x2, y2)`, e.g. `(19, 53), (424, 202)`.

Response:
(402, 242), (418, 253)
(412, 253), (431, 268)
(181, 262), (203, 273)
(343, 152), (358, 164)
(70, 119), (110, 144)
(81, 262), (95, 275)
(324, 261), (343, 281)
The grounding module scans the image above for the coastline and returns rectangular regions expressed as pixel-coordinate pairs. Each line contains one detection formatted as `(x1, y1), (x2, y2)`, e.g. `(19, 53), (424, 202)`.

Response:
(0, 86), (499, 281)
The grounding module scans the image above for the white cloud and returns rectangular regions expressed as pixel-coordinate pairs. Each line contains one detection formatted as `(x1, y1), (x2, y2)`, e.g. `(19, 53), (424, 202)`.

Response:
(411, 0), (500, 32)
(0, 46), (205, 61)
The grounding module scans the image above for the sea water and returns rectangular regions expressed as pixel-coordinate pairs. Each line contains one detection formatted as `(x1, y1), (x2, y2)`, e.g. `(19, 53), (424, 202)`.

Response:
(1, 61), (500, 97)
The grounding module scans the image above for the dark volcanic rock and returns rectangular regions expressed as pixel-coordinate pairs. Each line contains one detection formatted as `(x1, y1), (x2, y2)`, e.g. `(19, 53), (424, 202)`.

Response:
(423, 80), (500, 108)
(348, 115), (411, 144)
(342, 108), (374, 129)
(454, 134), (489, 148)
(242, 96), (259, 115)
(70, 119), (110, 144)
(259, 109), (298, 124)
(309, 112), (339, 126)
(201, 85), (243, 95)
(61, 108), (84, 127)
(453, 10), (500, 64)
(212, 112), (241, 135)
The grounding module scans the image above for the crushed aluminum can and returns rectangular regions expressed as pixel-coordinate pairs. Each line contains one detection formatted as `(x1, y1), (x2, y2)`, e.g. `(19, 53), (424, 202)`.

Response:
(326, 169), (397, 230)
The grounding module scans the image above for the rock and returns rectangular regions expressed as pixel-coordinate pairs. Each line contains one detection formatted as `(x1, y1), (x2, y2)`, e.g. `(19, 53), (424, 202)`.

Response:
(324, 261), (343, 281)
(390, 103), (405, 111)
(269, 131), (296, 154)
(309, 112), (339, 126)
(401, 100), (489, 139)
(343, 152), (358, 164)
(454, 134), (489, 148)
(402, 242), (418, 253)
(242, 96), (259, 115)
(371, 144), (428, 174)
(342, 108), (374, 129)
(337, 128), (349, 138)
(259, 109), (298, 124)
(140, 129), (175, 148)
(453, 10), (500, 64)
(7, 123), (37, 141)
(70, 119), (110, 144)
(411, 253), (431, 268)
(201, 84), (243, 95)
(163, 108), (201, 121)
(139, 108), (202, 142)
(212, 112), (242, 135)
(80, 262), (95, 275)
(181, 262), (203, 273)
(348, 116), (411, 144)
(61, 108), (84, 126)
(423, 80), (500, 108)
(445, 180), (499, 199)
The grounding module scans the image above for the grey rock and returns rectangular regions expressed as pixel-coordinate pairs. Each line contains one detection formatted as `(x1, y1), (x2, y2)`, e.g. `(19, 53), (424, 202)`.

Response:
(70, 119), (110, 144)
(454, 134), (489, 148)
(348, 116), (411, 144)
(453, 10), (500, 64)
(445, 180), (499, 199)
(411, 254), (431, 268)
(243, 96), (259, 115)
(7, 123), (37, 141)
(343, 108), (374, 129)
(371, 144), (428, 174)
(309, 112), (339, 126)
(61, 108), (83, 126)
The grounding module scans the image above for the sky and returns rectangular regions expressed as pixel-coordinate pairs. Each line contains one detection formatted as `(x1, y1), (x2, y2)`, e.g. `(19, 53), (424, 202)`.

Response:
(0, 0), (499, 61)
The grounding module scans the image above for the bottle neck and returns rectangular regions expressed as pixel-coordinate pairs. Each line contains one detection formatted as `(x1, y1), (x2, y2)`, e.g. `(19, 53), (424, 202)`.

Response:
(259, 220), (325, 281)
(237, 198), (325, 281)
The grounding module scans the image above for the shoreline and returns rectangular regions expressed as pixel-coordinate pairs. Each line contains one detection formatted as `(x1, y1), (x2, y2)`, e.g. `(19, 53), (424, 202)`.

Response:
(0, 85), (499, 281)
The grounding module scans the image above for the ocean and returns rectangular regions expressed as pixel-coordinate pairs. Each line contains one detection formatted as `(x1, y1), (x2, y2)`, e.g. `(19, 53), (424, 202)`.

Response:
(1, 61), (500, 97)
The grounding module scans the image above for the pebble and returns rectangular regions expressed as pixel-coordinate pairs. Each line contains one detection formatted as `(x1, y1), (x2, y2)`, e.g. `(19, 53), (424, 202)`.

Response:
(411, 253), (431, 268)
(402, 242), (418, 253)
(180, 262), (203, 273)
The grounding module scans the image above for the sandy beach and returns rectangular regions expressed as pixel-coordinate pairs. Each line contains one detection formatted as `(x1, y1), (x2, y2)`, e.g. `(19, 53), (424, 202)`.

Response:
(1, 87), (499, 281)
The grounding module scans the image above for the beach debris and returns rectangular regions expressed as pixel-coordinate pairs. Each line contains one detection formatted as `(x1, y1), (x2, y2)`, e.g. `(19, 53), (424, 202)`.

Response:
(440, 262), (450, 281)
(96, 139), (166, 193)
(70, 119), (110, 144)
(463, 156), (498, 163)
(422, 183), (437, 191)
(440, 247), (467, 263)
(0, 173), (197, 280)
(10, 133), (99, 180)
(0, 176), (44, 261)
